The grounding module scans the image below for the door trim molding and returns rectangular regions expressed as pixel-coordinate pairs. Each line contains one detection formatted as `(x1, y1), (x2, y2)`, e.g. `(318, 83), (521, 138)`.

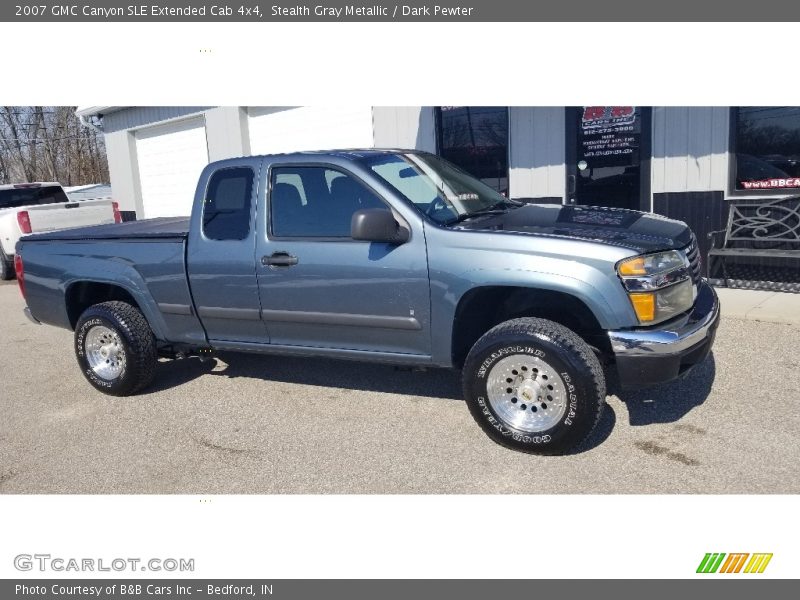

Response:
(158, 302), (193, 316)
(261, 309), (421, 331)
(197, 306), (262, 321)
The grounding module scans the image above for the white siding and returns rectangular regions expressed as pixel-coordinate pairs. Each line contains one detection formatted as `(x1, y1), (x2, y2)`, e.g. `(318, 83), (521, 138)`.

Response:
(509, 107), (566, 200)
(205, 106), (250, 160)
(372, 106), (436, 151)
(247, 106), (374, 155)
(651, 107), (729, 194)
(104, 129), (141, 214)
(103, 107), (209, 133)
(135, 117), (209, 218)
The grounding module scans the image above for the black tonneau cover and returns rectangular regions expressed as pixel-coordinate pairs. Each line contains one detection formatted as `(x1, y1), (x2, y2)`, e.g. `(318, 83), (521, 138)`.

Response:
(23, 217), (190, 242)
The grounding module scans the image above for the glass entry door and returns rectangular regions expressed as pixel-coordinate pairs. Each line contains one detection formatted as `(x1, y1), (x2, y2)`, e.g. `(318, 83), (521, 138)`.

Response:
(566, 106), (650, 210)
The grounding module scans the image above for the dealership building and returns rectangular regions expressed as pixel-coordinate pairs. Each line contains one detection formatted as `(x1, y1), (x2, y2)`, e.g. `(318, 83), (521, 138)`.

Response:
(77, 105), (800, 287)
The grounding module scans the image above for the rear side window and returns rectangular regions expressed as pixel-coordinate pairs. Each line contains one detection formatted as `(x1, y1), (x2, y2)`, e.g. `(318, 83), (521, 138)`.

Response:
(202, 167), (254, 241)
(0, 185), (69, 208)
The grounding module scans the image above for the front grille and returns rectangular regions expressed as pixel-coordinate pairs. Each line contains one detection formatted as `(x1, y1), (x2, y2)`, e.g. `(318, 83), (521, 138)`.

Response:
(684, 233), (702, 284)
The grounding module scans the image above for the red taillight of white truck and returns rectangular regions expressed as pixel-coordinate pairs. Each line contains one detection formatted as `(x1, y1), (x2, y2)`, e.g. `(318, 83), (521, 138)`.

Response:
(112, 201), (122, 224)
(17, 210), (32, 234)
(14, 254), (25, 299)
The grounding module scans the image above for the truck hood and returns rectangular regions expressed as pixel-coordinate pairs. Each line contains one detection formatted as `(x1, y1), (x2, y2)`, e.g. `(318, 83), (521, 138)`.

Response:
(453, 204), (693, 253)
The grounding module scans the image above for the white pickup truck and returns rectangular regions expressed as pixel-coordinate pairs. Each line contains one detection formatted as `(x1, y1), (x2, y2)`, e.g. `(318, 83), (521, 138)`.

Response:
(0, 182), (120, 280)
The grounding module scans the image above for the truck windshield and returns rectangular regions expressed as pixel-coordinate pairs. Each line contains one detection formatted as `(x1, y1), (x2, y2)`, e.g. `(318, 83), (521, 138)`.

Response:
(362, 153), (516, 225)
(0, 185), (69, 209)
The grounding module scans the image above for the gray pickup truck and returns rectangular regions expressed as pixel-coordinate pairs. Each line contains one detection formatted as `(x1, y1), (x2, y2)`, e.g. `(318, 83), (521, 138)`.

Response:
(16, 149), (719, 454)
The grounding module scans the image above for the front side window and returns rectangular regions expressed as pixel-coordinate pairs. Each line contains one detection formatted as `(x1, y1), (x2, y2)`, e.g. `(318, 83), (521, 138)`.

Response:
(735, 107), (800, 191)
(202, 167), (254, 240)
(436, 106), (509, 195)
(270, 166), (385, 238)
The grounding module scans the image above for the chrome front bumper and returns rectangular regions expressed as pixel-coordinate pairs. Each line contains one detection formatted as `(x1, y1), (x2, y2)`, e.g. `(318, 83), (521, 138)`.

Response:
(608, 281), (720, 388)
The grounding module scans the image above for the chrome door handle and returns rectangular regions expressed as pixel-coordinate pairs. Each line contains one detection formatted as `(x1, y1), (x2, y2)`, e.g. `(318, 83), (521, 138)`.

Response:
(262, 252), (299, 267)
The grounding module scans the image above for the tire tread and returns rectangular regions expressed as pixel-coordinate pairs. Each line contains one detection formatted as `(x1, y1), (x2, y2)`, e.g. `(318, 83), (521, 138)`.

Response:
(76, 301), (157, 395)
(462, 317), (606, 455)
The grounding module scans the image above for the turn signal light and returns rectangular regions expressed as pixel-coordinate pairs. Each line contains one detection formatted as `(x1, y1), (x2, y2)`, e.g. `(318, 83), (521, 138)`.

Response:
(629, 292), (656, 322)
(112, 201), (122, 224)
(617, 250), (685, 279)
(17, 210), (32, 234)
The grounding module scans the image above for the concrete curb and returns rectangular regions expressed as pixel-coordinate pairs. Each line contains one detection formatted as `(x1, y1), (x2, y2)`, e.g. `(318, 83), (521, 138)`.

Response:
(714, 287), (800, 327)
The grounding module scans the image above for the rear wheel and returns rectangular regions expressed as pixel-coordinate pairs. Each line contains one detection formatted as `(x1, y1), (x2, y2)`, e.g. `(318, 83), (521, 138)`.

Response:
(74, 301), (157, 396)
(462, 317), (606, 455)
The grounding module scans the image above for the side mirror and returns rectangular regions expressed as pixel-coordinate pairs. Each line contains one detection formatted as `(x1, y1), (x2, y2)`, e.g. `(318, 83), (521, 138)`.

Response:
(351, 209), (410, 244)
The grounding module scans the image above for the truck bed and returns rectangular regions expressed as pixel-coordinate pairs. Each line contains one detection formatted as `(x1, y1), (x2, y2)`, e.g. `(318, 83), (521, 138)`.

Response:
(24, 216), (190, 242)
(18, 216), (204, 347)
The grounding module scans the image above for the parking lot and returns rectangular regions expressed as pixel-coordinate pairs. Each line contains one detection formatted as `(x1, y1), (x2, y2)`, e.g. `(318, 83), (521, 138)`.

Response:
(0, 279), (798, 494)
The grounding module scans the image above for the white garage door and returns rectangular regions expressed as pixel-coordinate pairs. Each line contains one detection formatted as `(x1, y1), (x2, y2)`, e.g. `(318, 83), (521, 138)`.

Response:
(135, 118), (209, 218)
(248, 106), (374, 155)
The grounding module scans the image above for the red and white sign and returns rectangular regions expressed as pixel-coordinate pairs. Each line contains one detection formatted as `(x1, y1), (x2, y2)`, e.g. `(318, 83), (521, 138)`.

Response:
(581, 106), (635, 130)
(741, 177), (800, 189)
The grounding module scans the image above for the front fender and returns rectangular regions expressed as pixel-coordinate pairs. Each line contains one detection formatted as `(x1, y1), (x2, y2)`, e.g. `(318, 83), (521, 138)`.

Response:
(428, 254), (637, 366)
(456, 269), (616, 323)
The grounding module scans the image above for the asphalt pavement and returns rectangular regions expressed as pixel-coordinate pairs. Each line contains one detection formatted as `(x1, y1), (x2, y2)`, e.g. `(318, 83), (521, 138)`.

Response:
(0, 280), (798, 493)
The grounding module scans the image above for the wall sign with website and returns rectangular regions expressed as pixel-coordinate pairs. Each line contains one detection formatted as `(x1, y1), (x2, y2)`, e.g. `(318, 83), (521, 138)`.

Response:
(735, 106), (800, 191)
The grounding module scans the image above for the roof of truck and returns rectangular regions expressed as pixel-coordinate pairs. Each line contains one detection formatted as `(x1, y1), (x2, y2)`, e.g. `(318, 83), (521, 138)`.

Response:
(204, 148), (430, 169)
(257, 148), (425, 159)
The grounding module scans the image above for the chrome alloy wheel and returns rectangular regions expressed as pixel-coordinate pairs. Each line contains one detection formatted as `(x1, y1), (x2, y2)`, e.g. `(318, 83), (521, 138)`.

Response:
(485, 354), (568, 433)
(84, 325), (126, 381)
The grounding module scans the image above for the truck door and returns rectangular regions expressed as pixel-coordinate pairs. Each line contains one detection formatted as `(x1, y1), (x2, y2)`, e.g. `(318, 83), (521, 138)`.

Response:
(255, 163), (431, 357)
(186, 159), (269, 344)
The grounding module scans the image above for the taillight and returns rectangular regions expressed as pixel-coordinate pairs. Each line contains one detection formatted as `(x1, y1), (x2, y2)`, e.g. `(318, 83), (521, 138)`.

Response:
(14, 254), (25, 299)
(112, 201), (122, 224)
(17, 210), (32, 234)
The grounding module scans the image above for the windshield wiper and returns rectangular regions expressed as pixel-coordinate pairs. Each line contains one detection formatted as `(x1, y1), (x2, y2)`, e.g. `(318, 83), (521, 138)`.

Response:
(446, 207), (509, 225)
(445, 200), (520, 225)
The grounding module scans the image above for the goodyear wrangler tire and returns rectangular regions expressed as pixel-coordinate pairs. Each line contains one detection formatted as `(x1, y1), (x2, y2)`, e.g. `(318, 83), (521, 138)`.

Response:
(462, 317), (606, 455)
(74, 301), (157, 396)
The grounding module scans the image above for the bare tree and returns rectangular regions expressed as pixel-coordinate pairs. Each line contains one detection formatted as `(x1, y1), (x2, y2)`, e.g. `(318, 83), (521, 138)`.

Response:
(0, 106), (109, 185)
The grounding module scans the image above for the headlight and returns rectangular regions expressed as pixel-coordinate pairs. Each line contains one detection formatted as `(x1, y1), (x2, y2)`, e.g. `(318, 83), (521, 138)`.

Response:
(617, 250), (685, 278)
(617, 250), (694, 324)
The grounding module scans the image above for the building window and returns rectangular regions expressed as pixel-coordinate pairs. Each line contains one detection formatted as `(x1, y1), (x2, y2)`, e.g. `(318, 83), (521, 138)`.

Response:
(202, 167), (254, 241)
(435, 106), (509, 195)
(734, 107), (800, 191)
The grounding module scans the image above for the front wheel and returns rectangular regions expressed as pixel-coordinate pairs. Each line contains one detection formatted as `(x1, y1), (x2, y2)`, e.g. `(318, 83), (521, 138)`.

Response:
(462, 317), (606, 455)
(74, 301), (157, 396)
